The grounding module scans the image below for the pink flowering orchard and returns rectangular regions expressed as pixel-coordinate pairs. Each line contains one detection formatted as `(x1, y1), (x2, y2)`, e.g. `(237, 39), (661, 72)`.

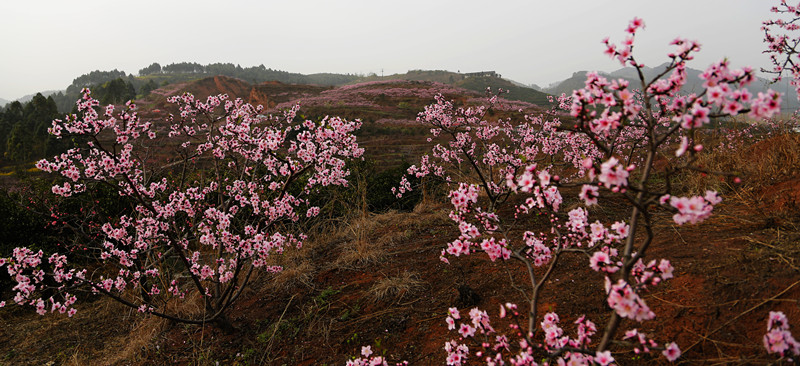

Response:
(391, 15), (790, 365)
(1, 1), (799, 364)
(1, 90), (363, 327)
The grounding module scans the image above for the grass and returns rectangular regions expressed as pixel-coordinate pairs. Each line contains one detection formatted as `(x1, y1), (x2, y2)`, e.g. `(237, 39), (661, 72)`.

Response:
(331, 215), (388, 270)
(367, 271), (426, 303)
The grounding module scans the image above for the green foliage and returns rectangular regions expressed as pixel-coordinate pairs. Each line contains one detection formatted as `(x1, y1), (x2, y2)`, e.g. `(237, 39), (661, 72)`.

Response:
(66, 69), (129, 94)
(0, 185), (56, 293)
(92, 78), (136, 105)
(366, 162), (423, 212)
(0, 190), (50, 257)
(138, 62), (162, 76)
(300, 159), (423, 225)
(313, 286), (341, 305)
(138, 79), (159, 98)
(0, 177), (134, 295)
(163, 62), (205, 74)
(0, 94), (66, 164)
(455, 76), (552, 105)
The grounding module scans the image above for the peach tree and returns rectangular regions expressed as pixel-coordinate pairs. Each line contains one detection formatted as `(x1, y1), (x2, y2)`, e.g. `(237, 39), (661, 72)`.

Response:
(391, 17), (783, 365)
(0, 90), (363, 329)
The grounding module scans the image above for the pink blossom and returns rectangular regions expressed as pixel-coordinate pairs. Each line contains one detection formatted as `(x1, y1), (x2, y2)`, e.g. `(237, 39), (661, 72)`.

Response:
(595, 350), (615, 365)
(662, 342), (681, 361)
(579, 184), (599, 206)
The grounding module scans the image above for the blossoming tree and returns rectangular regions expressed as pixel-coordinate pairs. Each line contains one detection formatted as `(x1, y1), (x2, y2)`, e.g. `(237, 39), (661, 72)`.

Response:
(393, 17), (783, 365)
(0, 90), (364, 329)
(761, 1), (800, 360)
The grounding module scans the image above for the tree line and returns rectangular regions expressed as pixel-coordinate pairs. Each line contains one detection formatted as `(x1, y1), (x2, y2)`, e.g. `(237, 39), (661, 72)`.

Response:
(138, 62), (360, 86)
(0, 93), (68, 164)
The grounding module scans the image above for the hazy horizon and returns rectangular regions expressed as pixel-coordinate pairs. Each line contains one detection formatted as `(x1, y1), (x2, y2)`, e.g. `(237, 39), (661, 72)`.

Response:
(0, 1), (776, 101)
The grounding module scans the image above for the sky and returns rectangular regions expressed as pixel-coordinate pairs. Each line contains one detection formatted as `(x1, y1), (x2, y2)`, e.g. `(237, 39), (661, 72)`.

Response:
(0, 0), (777, 101)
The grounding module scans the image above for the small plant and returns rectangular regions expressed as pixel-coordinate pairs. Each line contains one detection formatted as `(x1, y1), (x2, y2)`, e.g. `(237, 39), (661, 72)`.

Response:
(314, 286), (342, 306)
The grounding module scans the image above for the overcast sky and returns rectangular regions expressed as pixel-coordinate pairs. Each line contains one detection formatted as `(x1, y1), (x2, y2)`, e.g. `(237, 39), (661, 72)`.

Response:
(0, 0), (776, 100)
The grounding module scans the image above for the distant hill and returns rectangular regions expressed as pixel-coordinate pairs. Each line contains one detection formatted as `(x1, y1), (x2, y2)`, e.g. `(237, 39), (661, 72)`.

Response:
(454, 76), (551, 105)
(350, 69), (552, 106)
(0, 90), (62, 107)
(14, 64), (552, 115)
(15, 90), (63, 104)
(136, 62), (361, 87)
(544, 63), (799, 112)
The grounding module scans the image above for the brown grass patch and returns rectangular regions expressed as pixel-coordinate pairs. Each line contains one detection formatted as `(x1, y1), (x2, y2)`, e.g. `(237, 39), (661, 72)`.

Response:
(679, 133), (800, 210)
(367, 271), (426, 303)
(329, 215), (388, 269)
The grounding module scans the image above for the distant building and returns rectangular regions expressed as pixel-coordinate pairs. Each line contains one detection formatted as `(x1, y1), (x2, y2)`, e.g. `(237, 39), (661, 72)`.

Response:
(463, 71), (499, 78)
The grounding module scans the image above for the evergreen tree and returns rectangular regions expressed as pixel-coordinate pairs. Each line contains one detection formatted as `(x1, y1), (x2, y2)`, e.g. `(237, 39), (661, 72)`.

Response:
(138, 62), (162, 75)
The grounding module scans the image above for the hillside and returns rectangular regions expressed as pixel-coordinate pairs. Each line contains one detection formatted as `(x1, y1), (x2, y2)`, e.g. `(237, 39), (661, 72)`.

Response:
(454, 76), (551, 105)
(2, 73), (798, 365)
(3, 75), (540, 174)
(348, 70), (552, 106)
(133, 76), (542, 172)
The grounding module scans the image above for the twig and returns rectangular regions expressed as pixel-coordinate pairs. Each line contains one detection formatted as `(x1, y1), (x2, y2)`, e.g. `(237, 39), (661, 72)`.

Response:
(651, 295), (797, 308)
(743, 237), (799, 270)
(671, 225), (687, 245)
(682, 325), (759, 349)
(650, 295), (739, 309)
(260, 294), (296, 364)
(683, 280), (800, 354)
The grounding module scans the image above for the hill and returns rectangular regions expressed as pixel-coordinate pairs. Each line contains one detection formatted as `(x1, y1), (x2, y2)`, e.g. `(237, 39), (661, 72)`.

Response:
(455, 75), (551, 105)
(14, 90), (64, 104)
(34, 65), (550, 114)
(347, 69), (552, 106)
(131, 76), (542, 172)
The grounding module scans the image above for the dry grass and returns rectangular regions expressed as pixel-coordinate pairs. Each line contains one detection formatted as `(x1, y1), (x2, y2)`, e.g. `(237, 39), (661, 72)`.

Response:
(329, 214), (388, 269)
(100, 315), (168, 365)
(367, 271), (426, 303)
(268, 260), (315, 291)
(677, 133), (800, 198)
(333, 239), (387, 270)
(0, 294), (168, 365)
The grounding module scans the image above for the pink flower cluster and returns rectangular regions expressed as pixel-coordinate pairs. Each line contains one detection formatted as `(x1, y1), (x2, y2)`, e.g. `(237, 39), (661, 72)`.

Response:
(441, 302), (682, 365)
(764, 311), (800, 358)
(603, 17), (646, 67)
(449, 183), (480, 212)
(2, 248), (81, 317)
(606, 279), (655, 322)
(623, 329), (681, 361)
(346, 346), (408, 366)
(665, 191), (721, 225)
